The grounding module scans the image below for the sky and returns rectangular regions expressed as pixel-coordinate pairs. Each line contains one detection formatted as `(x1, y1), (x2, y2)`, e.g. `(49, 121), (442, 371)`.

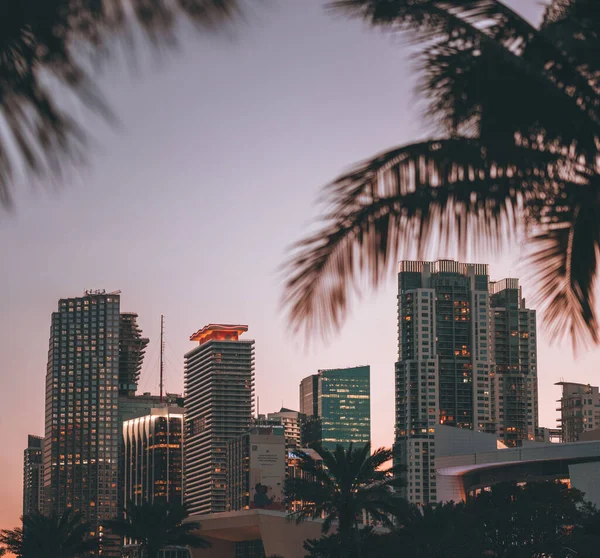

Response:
(2, 0), (599, 532)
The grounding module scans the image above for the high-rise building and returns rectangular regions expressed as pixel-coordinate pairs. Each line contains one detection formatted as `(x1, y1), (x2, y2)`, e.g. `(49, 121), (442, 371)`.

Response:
(23, 435), (44, 516)
(556, 382), (600, 442)
(116, 314), (152, 515)
(299, 376), (319, 418)
(299, 366), (371, 450)
(489, 279), (538, 446)
(123, 406), (184, 505)
(118, 313), (149, 397)
(266, 408), (304, 450)
(43, 290), (123, 551)
(394, 260), (539, 505)
(226, 425), (286, 512)
(184, 324), (255, 515)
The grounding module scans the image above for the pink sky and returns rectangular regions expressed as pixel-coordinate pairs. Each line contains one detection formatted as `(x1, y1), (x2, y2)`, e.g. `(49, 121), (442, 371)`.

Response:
(2, 0), (598, 534)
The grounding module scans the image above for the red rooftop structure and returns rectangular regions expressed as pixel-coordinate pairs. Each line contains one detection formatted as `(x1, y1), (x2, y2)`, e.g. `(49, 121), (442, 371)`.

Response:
(189, 324), (249, 345)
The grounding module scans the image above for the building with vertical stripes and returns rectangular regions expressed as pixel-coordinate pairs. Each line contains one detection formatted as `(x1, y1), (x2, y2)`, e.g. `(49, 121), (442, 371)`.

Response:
(123, 406), (184, 505)
(184, 325), (255, 515)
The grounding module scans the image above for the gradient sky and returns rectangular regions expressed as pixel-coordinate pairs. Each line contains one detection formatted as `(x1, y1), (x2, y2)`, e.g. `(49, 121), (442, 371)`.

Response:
(2, 0), (598, 532)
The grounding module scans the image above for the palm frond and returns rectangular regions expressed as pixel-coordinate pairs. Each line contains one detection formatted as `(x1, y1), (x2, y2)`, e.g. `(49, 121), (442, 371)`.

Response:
(0, 527), (23, 557)
(105, 501), (209, 552)
(332, 0), (600, 132)
(524, 185), (600, 350)
(0, 0), (244, 210)
(281, 138), (555, 339)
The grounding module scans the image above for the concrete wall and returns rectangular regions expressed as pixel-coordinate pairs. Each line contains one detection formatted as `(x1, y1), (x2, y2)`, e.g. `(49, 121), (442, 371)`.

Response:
(188, 509), (329, 558)
(569, 461), (600, 507)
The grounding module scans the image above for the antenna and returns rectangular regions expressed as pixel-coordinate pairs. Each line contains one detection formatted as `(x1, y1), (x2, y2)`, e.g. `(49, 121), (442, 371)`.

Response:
(257, 396), (260, 418)
(160, 314), (165, 404)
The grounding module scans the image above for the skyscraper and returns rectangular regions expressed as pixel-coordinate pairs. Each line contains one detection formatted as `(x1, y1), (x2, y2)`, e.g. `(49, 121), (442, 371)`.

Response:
(395, 260), (539, 505)
(116, 313), (151, 514)
(117, 313), (149, 397)
(299, 375), (319, 418)
(489, 279), (538, 446)
(123, 405), (184, 505)
(23, 435), (44, 516)
(184, 324), (255, 515)
(44, 290), (122, 550)
(299, 366), (371, 450)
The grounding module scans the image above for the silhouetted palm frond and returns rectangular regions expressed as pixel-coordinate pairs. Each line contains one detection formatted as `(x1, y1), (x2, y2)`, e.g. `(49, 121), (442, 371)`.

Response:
(0, 510), (98, 558)
(0, 0), (243, 209)
(285, 442), (404, 552)
(283, 0), (600, 350)
(105, 501), (209, 558)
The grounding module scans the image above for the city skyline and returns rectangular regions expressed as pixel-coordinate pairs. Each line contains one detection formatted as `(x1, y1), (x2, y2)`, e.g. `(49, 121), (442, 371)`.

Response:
(2, 0), (598, 536)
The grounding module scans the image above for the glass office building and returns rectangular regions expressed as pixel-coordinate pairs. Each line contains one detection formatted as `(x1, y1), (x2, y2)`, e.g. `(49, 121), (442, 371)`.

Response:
(299, 366), (371, 450)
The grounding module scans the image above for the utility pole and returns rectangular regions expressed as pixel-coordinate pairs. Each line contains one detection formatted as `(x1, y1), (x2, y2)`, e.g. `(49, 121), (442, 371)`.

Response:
(160, 314), (164, 404)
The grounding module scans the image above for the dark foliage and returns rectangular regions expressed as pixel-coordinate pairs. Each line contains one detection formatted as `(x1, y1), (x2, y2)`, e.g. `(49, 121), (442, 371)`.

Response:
(105, 501), (209, 558)
(303, 526), (387, 558)
(301, 481), (600, 558)
(0, 0), (242, 209)
(285, 443), (404, 558)
(0, 509), (99, 558)
(466, 481), (590, 558)
(282, 0), (600, 350)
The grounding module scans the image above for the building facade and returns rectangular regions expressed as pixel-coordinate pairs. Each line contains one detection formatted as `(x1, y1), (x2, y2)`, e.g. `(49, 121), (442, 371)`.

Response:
(299, 366), (371, 450)
(266, 409), (303, 450)
(123, 406), (185, 505)
(299, 376), (319, 418)
(227, 426), (286, 512)
(557, 382), (600, 442)
(43, 291), (123, 551)
(489, 279), (538, 446)
(184, 324), (255, 515)
(395, 260), (539, 505)
(23, 435), (44, 516)
(118, 313), (149, 397)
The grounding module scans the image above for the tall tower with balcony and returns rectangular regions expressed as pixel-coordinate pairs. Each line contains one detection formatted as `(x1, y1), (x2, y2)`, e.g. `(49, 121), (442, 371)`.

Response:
(184, 324), (255, 515)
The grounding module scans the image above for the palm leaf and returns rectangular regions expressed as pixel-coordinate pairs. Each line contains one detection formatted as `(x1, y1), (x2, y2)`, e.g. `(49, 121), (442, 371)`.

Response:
(333, 0), (600, 132)
(284, 0), (600, 349)
(282, 138), (559, 340)
(0, 0), (244, 210)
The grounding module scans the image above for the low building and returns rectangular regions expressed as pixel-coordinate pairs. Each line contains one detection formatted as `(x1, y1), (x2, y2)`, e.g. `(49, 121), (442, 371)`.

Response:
(434, 424), (600, 507)
(187, 509), (332, 558)
(227, 426), (286, 512)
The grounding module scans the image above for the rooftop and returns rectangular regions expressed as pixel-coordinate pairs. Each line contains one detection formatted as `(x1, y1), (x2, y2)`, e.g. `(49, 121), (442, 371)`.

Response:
(189, 324), (249, 344)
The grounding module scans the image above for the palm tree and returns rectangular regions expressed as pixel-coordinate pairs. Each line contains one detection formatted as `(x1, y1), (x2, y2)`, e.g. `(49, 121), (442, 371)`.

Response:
(0, 509), (98, 558)
(282, 0), (600, 350)
(0, 0), (242, 210)
(284, 443), (404, 558)
(104, 501), (209, 558)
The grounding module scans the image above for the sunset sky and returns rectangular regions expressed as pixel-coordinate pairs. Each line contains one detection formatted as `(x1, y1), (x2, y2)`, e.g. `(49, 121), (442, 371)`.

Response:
(2, 0), (598, 532)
